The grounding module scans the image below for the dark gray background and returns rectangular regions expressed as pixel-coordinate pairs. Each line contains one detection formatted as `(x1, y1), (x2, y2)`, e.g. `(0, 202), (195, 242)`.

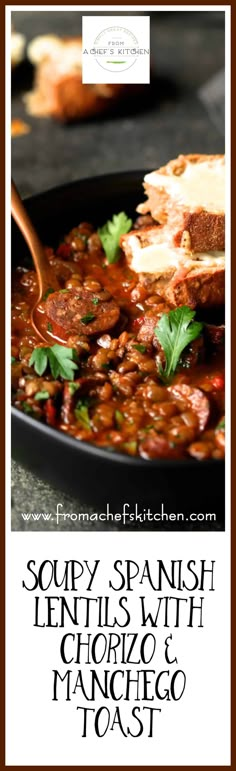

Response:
(11, 10), (225, 530)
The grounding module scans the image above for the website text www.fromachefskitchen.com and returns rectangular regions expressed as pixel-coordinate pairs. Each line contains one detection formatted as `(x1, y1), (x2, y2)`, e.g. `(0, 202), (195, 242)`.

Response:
(20, 502), (217, 526)
(22, 557), (215, 739)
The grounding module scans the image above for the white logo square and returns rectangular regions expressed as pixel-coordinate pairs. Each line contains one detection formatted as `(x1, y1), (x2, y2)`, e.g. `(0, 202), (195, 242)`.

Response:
(82, 15), (150, 85)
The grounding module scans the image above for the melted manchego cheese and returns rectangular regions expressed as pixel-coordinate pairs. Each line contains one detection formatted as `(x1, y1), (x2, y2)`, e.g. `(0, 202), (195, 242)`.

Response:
(128, 234), (225, 275)
(144, 159), (225, 213)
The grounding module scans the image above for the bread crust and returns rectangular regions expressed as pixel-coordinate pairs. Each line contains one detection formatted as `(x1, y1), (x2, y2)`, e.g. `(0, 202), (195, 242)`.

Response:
(169, 209), (225, 252)
(137, 154), (225, 252)
(150, 153), (224, 176)
(164, 265), (225, 308)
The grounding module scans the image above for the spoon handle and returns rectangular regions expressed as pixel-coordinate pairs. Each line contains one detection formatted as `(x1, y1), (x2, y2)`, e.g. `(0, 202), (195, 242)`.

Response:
(11, 180), (59, 294)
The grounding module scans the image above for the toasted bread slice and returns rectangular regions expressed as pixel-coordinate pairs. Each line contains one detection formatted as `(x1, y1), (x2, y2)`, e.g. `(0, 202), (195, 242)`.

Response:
(137, 154), (225, 252)
(25, 35), (140, 121)
(164, 264), (224, 308)
(120, 225), (225, 309)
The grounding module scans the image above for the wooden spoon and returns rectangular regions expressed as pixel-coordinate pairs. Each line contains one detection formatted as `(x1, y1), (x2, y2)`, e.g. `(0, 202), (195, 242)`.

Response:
(11, 179), (61, 344)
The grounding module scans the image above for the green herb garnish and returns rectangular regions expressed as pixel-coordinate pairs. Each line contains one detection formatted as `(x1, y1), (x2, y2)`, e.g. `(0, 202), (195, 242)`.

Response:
(34, 390), (50, 401)
(74, 398), (91, 429)
(59, 288), (70, 294)
(133, 344), (147, 354)
(155, 306), (203, 382)
(68, 382), (80, 396)
(216, 417), (225, 431)
(11, 356), (16, 364)
(42, 288), (54, 301)
(98, 212), (132, 264)
(122, 440), (137, 454)
(92, 297), (99, 305)
(47, 322), (53, 332)
(81, 313), (95, 325)
(22, 402), (34, 414)
(30, 345), (78, 380)
(115, 409), (124, 428)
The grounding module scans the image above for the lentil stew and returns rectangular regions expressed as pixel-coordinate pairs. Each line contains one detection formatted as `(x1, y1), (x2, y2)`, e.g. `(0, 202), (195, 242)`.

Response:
(11, 214), (225, 461)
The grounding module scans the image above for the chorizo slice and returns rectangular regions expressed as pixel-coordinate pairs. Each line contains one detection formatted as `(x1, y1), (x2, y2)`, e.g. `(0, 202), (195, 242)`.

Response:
(45, 287), (120, 336)
(137, 315), (156, 345)
(168, 384), (210, 432)
(137, 314), (163, 351)
(137, 315), (166, 365)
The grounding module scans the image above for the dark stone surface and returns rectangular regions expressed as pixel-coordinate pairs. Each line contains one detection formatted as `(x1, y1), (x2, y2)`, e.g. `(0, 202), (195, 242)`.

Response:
(11, 460), (119, 531)
(12, 10), (225, 197)
(11, 10), (225, 529)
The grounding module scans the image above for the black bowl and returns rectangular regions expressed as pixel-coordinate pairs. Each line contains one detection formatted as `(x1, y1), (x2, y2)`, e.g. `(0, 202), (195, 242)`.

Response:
(11, 171), (225, 530)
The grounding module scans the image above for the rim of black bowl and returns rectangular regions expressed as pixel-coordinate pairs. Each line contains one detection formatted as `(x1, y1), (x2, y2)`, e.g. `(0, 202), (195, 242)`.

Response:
(21, 169), (150, 204)
(11, 406), (224, 469)
(11, 171), (225, 470)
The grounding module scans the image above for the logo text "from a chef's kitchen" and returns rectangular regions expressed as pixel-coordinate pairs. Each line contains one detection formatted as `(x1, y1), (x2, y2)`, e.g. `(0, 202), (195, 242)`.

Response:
(82, 16), (150, 84)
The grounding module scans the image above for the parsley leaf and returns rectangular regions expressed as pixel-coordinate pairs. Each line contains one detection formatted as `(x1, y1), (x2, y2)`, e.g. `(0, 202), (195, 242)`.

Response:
(29, 348), (48, 376)
(98, 212), (132, 264)
(47, 345), (78, 380)
(11, 356), (16, 364)
(22, 402), (34, 414)
(115, 409), (124, 428)
(68, 382), (80, 396)
(216, 417), (225, 431)
(92, 297), (99, 305)
(34, 390), (50, 401)
(133, 344), (147, 354)
(81, 313), (95, 325)
(74, 398), (91, 429)
(42, 288), (54, 301)
(154, 306), (203, 382)
(30, 345), (78, 380)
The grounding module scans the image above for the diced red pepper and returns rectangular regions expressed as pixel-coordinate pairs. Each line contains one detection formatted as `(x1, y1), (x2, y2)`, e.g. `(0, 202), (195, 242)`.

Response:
(56, 243), (72, 260)
(132, 316), (145, 332)
(45, 398), (57, 426)
(210, 375), (225, 391)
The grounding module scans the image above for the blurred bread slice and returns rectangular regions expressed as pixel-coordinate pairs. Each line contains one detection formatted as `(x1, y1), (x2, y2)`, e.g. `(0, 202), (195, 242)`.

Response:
(137, 154), (225, 252)
(25, 34), (136, 121)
